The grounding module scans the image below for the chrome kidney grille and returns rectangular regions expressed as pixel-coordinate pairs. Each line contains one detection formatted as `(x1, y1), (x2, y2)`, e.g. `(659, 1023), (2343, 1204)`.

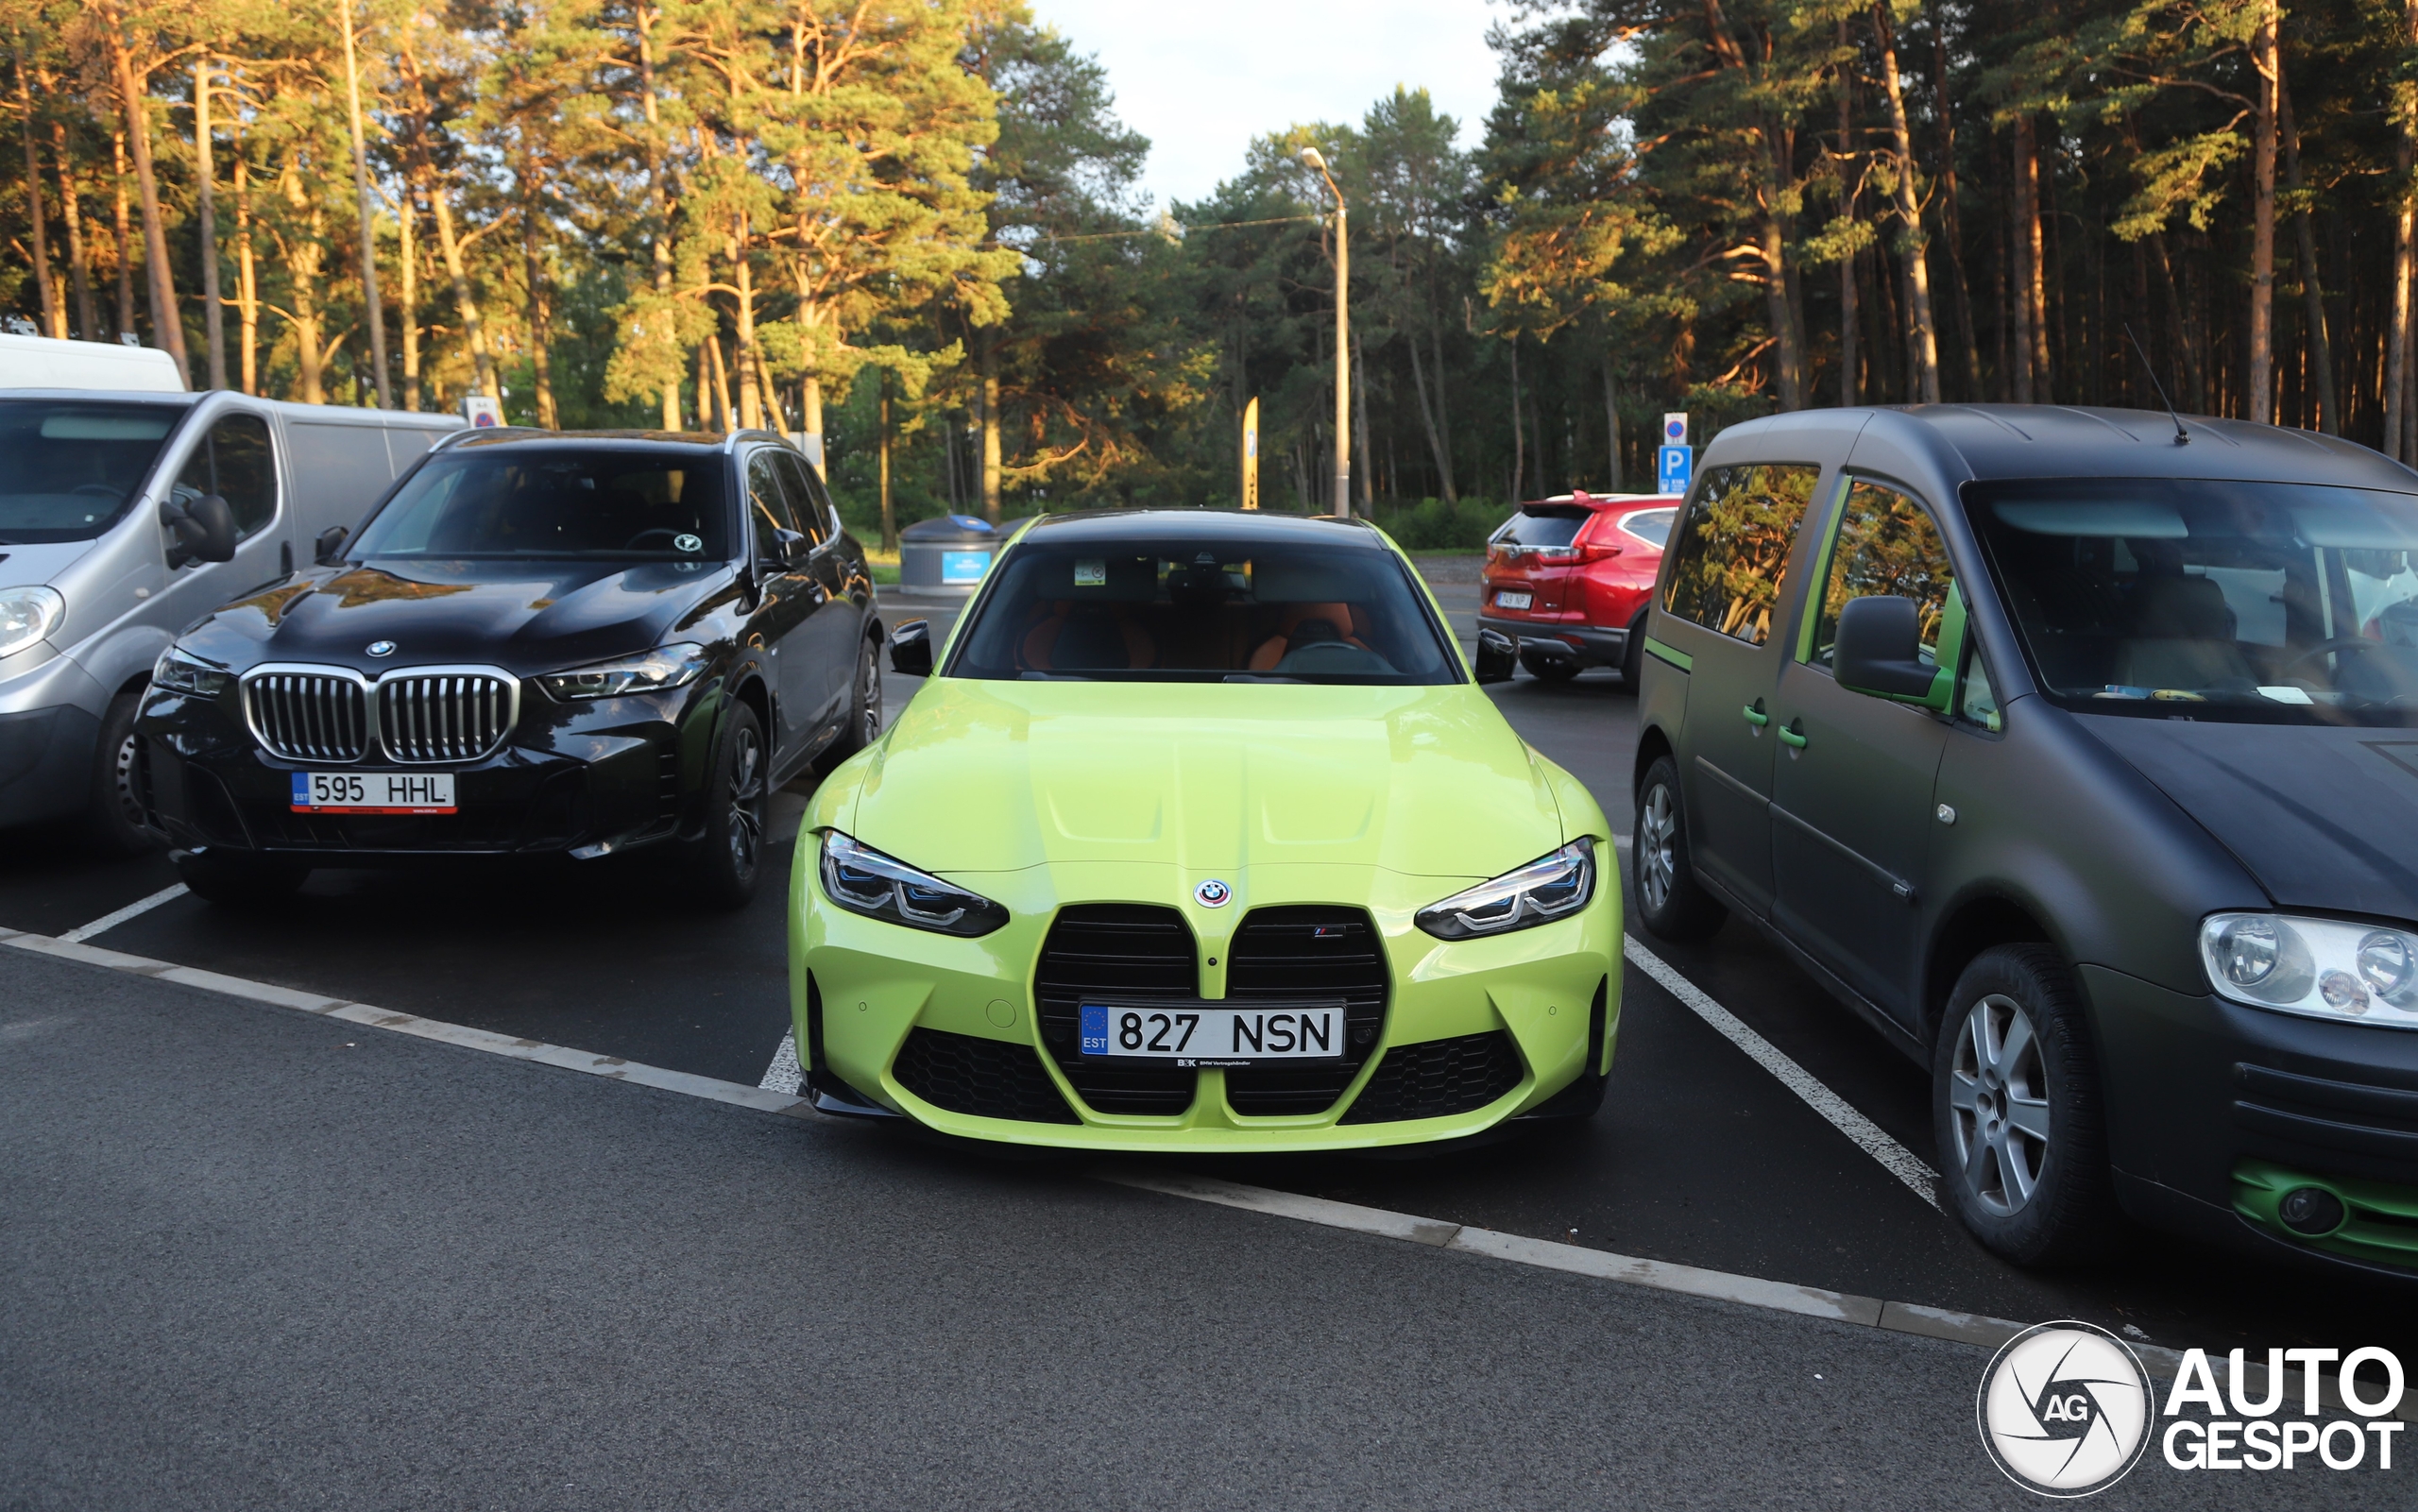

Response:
(377, 673), (515, 763)
(240, 665), (519, 766)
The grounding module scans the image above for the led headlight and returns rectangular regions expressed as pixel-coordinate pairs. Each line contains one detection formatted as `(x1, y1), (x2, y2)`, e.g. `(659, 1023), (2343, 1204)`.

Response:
(1418, 837), (1596, 940)
(0, 585), (65, 659)
(2200, 912), (2418, 1028)
(818, 830), (1008, 937)
(538, 642), (708, 700)
(151, 644), (232, 697)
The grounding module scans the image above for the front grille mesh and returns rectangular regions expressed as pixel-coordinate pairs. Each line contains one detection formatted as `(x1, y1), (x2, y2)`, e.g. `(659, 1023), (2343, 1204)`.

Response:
(1035, 904), (1199, 1115)
(892, 1028), (1078, 1123)
(245, 672), (369, 762)
(377, 673), (514, 763)
(1339, 1031), (1524, 1124)
(1224, 907), (1388, 1116)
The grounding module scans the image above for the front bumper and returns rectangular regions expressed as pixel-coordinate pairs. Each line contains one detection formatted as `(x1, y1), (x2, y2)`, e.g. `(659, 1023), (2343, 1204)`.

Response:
(2087, 964), (2418, 1277)
(791, 849), (1624, 1151)
(1477, 616), (1628, 669)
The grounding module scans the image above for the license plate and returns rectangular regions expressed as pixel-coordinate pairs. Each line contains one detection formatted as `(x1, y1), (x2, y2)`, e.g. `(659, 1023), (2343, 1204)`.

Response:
(1495, 590), (1533, 610)
(290, 771), (457, 814)
(1079, 1002), (1345, 1067)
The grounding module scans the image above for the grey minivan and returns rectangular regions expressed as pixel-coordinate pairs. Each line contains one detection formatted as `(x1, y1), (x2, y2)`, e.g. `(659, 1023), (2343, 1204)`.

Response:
(1632, 405), (2418, 1280)
(0, 382), (457, 851)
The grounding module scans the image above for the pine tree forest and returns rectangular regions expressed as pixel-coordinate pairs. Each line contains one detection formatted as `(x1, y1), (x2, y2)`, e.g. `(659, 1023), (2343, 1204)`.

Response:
(8, 1), (2418, 547)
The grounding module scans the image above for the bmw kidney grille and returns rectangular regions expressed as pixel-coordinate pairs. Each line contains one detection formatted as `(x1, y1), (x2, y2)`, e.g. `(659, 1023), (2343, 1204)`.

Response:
(240, 666), (518, 765)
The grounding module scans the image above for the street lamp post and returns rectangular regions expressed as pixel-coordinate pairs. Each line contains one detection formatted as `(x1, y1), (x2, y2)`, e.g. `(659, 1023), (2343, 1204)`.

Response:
(1302, 146), (1350, 518)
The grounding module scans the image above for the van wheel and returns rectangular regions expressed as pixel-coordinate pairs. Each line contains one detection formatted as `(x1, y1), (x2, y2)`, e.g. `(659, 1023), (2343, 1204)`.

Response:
(1631, 755), (1726, 941)
(85, 692), (162, 857)
(1933, 944), (2119, 1266)
(684, 702), (767, 910)
(172, 849), (310, 907)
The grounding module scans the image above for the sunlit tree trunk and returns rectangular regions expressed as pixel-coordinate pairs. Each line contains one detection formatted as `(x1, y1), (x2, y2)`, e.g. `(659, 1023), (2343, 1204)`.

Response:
(194, 58), (227, 389)
(1872, 3), (1938, 403)
(2277, 73), (2335, 433)
(2247, 0), (2279, 422)
(2389, 140), (2414, 462)
(110, 130), (135, 340)
(47, 111), (96, 341)
(400, 44), (497, 399)
(398, 186), (420, 410)
(233, 131), (259, 397)
(979, 331), (1002, 521)
(1837, 27), (1859, 406)
(11, 40), (61, 339)
(101, 17), (186, 376)
(637, 5), (680, 431)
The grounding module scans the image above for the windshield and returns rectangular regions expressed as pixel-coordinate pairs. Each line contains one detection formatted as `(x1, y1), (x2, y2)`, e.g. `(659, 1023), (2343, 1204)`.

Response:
(0, 399), (186, 544)
(945, 535), (1461, 684)
(1500, 508), (1587, 549)
(350, 450), (730, 561)
(1969, 477), (2418, 726)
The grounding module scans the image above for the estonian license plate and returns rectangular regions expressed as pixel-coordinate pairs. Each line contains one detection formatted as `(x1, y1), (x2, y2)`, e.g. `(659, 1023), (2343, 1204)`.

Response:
(1079, 1002), (1344, 1067)
(290, 771), (457, 814)
(1495, 590), (1533, 610)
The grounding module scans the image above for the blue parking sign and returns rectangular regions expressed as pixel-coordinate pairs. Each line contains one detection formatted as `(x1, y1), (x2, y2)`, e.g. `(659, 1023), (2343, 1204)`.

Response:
(1658, 445), (1694, 495)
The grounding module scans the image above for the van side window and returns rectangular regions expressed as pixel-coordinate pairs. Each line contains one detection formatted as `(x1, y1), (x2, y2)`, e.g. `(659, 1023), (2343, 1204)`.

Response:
(1811, 480), (1957, 668)
(1958, 641), (2004, 731)
(1660, 463), (1821, 645)
(174, 414), (278, 541)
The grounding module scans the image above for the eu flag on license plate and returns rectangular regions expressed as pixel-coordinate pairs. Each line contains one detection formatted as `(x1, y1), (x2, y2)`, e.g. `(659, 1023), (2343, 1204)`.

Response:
(1079, 1003), (1110, 1055)
(290, 773), (309, 806)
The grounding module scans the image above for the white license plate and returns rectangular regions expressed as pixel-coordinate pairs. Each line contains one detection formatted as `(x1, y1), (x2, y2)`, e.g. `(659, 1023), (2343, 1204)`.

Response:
(1079, 1003), (1344, 1067)
(290, 771), (457, 814)
(1495, 590), (1533, 610)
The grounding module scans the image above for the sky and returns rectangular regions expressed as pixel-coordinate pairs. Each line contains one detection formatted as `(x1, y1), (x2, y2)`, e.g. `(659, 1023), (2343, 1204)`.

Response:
(1026, 0), (1508, 209)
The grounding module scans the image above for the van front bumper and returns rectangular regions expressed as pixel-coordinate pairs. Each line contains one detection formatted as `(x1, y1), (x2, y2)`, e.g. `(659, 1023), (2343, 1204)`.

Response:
(0, 705), (100, 828)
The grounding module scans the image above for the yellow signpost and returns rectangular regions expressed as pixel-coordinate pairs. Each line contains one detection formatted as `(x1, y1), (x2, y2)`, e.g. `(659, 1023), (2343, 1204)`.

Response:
(1241, 397), (1260, 510)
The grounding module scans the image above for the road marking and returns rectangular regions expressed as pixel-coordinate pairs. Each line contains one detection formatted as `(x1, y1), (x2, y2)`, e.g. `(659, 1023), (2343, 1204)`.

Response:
(759, 1028), (803, 1095)
(7, 924), (2409, 1420)
(59, 884), (189, 944)
(1624, 934), (1943, 1211)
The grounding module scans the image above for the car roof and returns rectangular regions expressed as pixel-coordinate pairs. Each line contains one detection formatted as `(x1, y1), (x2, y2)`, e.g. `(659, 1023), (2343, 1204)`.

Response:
(1521, 492), (1680, 511)
(441, 427), (737, 457)
(1018, 509), (1388, 548)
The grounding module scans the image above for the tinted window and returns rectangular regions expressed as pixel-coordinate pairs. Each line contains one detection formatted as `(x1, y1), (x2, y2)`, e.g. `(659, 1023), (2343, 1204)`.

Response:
(1661, 464), (1822, 645)
(1970, 476), (2418, 726)
(174, 414), (278, 540)
(0, 399), (183, 543)
(1618, 507), (1676, 548)
(748, 452), (799, 564)
(772, 451), (827, 544)
(1501, 508), (1588, 548)
(1812, 481), (1956, 667)
(947, 537), (1457, 685)
(350, 450), (728, 560)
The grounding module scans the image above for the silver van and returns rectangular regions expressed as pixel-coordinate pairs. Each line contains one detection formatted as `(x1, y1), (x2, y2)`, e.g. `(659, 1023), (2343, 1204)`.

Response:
(0, 348), (460, 850)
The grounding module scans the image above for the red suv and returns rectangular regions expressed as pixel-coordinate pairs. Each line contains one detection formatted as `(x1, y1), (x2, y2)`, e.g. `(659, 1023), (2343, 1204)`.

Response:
(1479, 491), (1678, 687)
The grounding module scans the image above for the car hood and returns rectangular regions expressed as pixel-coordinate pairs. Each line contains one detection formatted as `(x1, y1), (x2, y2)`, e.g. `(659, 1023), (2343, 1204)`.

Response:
(0, 540), (95, 588)
(2083, 715), (2418, 921)
(191, 558), (732, 675)
(850, 680), (1570, 879)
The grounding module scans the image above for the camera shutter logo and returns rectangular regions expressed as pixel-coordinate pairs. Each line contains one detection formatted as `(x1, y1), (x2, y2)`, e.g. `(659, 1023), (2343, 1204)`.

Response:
(1977, 1321), (2153, 1497)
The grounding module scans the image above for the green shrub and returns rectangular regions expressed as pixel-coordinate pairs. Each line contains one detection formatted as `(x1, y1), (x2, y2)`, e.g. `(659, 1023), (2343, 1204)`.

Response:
(1368, 497), (1511, 552)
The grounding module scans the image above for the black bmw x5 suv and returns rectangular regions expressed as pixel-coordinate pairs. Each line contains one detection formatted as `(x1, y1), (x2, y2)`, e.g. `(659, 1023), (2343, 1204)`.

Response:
(136, 428), (879, 909)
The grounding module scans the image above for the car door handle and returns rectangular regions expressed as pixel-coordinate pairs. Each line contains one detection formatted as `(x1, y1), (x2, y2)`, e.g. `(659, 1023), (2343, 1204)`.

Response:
(1778, 722), (1809, 750)
(1741, 705), (1769, 727)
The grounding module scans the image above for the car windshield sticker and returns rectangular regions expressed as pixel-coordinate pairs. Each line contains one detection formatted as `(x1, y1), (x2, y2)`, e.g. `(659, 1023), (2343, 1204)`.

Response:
(674, 533), (703, 553)
(1075, 559), (1106, 587)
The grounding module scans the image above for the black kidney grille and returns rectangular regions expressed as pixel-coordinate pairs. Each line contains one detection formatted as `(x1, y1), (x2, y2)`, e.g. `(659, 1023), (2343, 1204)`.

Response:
(1223, 907), (1389, 1116)
(1035, 904), (1198, 1115)
(1338, 1031), (1524, 1124)
(891, 1028), (1078, 1124)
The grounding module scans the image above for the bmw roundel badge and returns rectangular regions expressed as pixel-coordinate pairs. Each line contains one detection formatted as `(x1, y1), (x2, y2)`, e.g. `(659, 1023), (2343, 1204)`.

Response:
(366, 640), (397, 657)
(1194, 878), (1232, 909)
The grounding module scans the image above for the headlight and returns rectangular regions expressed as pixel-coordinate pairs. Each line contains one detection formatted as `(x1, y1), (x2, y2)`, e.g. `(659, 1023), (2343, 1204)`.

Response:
(0, 585), (65, 658)
(538, 642), (708, 700)
(1417, 838), (1595, 940)
(2201, 912), (2418, 1028)
(818, 830), (1008, 937)
(151, 645), (232, 696)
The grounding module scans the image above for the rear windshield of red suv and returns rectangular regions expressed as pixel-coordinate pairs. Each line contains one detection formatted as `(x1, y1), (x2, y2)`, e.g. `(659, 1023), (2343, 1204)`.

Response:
(1501, 507), (1589, 547)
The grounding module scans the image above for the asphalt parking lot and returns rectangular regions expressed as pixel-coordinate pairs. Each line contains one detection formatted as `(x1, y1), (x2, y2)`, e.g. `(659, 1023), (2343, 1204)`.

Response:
(5, 565), (2412, 1504)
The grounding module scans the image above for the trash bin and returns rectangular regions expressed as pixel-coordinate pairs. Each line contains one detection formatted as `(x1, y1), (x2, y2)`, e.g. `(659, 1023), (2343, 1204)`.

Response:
(898, 514), (1000, 592)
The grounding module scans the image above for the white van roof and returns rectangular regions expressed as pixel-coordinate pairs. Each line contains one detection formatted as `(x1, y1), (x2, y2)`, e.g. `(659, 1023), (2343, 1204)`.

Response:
(0, 331), (187, 393)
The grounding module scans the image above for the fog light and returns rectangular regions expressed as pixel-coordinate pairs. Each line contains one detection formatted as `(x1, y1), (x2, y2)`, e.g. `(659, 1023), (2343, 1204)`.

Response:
(2276, 1185), (2347, 1237)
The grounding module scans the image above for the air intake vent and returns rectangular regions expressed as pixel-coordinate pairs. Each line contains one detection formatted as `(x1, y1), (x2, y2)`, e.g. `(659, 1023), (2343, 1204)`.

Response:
(243, 671), (369, 762)
(1338, 1031), (1524, 1124)
(892, 1028), (1078, 1124)
(1035, 904), (1198, 1115)
(1224, 907), (1389, 1115)
(376, 671), (517, 764)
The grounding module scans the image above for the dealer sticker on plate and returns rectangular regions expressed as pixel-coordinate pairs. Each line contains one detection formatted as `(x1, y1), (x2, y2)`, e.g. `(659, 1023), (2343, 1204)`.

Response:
(291, 771), (457, 814)
(1079, 1002), (1343, 1067)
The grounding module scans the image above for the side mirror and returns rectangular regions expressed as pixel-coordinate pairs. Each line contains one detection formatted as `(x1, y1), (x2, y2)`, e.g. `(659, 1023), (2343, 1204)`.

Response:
(1834, 595), (1941, 701)
(314, 526), (349, 566)
(162, 493), (238, 566)
(889, 619), (933, 677)
(766, 527), (809, 570)
(1473, 626), (1518, 684)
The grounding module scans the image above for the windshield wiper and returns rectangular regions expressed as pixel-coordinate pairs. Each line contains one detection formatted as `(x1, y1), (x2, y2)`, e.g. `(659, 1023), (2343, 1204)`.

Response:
(1222, 674), (1304, 684)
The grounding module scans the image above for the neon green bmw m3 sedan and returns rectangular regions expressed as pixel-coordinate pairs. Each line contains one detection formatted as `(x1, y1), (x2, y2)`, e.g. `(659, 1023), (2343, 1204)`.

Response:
(788, 509), (1621, 1150)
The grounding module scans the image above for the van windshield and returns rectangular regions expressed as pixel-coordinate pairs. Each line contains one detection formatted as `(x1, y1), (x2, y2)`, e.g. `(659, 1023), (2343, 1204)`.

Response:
(0, 399), (187, 543)
(945, 536), (1460, 684)
(1968, 477), (2418, 726)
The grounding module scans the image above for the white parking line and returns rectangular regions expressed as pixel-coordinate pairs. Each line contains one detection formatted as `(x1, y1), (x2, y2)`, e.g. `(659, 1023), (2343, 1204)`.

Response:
(1624, 934), (1942, 1210)
(59, 884), (189, 944)
(758, 1028), (803, 1095)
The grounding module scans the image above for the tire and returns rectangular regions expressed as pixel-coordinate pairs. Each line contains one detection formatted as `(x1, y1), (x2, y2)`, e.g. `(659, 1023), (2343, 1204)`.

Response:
(172, 849), (310, 907)
(1631, 755), (1726, 941)
(1933, 943), (2120, 1266)
(685, 701), (768, 910)
(1519, 647), (1581, 683)
(815, 634), (883, 776)
(85, 691), (162, 857)
(1620, 620), (1645, 692)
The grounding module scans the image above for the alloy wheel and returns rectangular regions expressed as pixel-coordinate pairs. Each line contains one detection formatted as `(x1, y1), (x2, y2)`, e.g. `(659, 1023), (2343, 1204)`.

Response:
(725, 722), (765, 872)
(858, 645), (882, 746)
(1638, 781), (1677, 912)
(110, 732), (144, 827)
(1948, 993), (2052, 1218)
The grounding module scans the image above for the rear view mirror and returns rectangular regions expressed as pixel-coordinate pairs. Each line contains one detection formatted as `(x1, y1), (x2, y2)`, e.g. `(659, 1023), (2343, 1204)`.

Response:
(1835, 596), (1941, 702)
(1473, 627), (1517, 684)
(890, 619), (933, 677)
(314, 526), (349, 566)
(162, 493), (237, 567)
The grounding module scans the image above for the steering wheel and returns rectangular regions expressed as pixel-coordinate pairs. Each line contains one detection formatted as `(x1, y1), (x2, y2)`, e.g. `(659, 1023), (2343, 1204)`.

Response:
(623, 527), (680, 551)
(2281, 637), (2388, 678)
(73, 483), (121, 498)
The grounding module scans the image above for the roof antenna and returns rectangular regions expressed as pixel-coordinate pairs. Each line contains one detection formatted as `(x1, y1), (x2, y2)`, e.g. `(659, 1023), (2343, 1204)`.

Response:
(2122, 322), (2188, 446)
